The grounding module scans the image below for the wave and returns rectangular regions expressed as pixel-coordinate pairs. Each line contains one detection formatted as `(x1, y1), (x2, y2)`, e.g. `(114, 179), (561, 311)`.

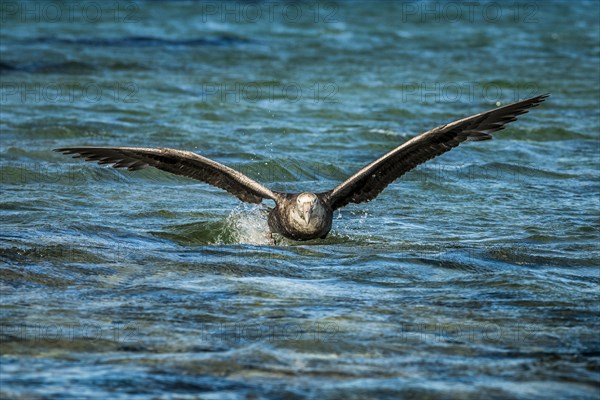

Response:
(152, 205), (272, 246)
(31, 35), (254, 48)
(413, 161), (578, 183)
(0, 60), (154, 74)
(12, 60), (96, 74)
(499, 127), (593, 141)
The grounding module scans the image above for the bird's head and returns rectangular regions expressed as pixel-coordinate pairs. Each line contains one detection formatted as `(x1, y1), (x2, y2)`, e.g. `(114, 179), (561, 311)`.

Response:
(295, 192), (320, 225)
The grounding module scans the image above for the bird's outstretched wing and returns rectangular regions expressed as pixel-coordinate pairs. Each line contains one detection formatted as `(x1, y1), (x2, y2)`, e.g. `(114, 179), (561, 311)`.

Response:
(54, 147), (279, 204)
(322, 94), (549, 210)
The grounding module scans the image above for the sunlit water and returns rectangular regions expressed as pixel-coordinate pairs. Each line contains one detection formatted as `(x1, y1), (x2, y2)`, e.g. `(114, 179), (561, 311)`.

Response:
(1, 1), (599, 399)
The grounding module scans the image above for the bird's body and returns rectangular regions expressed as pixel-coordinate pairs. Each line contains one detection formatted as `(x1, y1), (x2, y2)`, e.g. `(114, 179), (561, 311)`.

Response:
(55, 94), (548, 241)
(267, 193), (332, 241)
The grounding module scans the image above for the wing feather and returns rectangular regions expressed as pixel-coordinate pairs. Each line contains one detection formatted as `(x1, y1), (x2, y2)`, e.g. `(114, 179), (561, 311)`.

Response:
(323, 94), (549, 210)
(54, 147), (279, 204)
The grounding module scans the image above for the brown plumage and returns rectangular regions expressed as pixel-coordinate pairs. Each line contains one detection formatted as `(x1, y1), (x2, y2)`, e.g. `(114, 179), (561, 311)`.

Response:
(55, 94), (548, 241)
(53, 147), (278, 204)
(320, 94), (548, 210)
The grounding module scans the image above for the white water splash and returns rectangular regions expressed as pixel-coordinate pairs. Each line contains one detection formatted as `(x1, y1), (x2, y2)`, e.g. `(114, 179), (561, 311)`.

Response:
(213, 204), (273, 245)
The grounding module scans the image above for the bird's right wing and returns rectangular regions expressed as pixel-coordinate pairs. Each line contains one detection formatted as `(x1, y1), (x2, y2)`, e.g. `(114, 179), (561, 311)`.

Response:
(54, 147), (280, 204)
(321, 94), (548, 210)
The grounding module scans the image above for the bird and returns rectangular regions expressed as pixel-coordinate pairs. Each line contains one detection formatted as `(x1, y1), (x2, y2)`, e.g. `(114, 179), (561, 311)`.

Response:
(55, 94), (548, 241)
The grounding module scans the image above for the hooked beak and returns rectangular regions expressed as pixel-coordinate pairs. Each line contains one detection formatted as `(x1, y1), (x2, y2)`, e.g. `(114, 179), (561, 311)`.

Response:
(302, 202), (312, 224)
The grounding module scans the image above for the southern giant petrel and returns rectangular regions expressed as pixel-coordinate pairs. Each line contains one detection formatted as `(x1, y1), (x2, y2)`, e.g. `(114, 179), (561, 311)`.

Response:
(55, 94), (548, 241)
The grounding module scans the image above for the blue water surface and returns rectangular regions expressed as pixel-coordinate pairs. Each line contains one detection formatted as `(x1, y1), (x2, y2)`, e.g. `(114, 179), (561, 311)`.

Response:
(1, 1), (599, 399)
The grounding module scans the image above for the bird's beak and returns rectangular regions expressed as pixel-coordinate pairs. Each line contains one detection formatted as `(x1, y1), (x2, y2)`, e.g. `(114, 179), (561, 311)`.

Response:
(302, 202), (312, 224)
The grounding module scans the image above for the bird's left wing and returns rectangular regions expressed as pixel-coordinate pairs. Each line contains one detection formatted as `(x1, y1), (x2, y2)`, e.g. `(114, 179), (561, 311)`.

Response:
(321, 94), (549, 210)
(54, 147), (280, 204)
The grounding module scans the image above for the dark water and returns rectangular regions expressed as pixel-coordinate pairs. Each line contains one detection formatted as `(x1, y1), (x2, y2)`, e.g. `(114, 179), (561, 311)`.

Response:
(1, 1), (599, 398)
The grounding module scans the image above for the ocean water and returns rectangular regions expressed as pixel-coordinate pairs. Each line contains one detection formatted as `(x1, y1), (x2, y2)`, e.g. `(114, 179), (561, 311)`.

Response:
(1, 1), (599, 399)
